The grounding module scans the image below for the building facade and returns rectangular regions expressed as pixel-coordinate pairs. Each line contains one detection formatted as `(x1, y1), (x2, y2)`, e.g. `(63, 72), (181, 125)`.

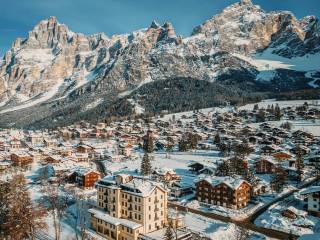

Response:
(89, 175), (168, 240)
(196, 177), (251, 209)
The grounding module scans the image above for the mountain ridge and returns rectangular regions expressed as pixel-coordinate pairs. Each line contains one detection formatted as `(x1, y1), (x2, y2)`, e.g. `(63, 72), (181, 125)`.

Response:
(0, 0), (319, 128)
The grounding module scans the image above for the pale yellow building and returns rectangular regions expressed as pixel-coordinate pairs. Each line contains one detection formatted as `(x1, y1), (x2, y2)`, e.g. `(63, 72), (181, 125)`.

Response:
(89, 174), (168, 240)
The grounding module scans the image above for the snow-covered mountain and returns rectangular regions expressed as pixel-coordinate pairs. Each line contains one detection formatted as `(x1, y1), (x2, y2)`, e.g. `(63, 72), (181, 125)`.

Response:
(0, 0), (319, 128)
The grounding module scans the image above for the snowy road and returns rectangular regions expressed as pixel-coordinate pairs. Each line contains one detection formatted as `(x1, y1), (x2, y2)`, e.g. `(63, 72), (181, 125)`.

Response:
(170, 176), (320, 239)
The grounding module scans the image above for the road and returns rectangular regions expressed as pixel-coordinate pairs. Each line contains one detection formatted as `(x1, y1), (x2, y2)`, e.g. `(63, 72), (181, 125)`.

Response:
(169, 202), (294, 240)
(169, 177), (320, 240)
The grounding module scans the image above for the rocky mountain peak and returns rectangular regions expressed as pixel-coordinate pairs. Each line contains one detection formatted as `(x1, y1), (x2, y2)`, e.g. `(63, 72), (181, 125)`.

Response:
(27, 16), (74, 49)
(162, 22), (176, 38)
(0, 3), (319, 128)
(150, 20), (161, 29)
(240, 0), (253, 6)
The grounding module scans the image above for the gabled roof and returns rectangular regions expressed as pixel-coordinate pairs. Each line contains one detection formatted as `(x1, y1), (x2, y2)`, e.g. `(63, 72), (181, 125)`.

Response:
(196, 176), (250, 190)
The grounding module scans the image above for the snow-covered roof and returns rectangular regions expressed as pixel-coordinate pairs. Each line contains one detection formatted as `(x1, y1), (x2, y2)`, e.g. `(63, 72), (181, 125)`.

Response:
(300, 186), (320, 195)
(88, 208), (142, 229)
(196, 176), (250, 190)
(121, 178), (165, 197)
(285, 206), (307, 217)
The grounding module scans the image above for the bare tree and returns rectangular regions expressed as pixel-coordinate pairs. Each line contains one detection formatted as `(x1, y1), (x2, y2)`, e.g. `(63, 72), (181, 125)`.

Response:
(234, 225), (250, 240)
(67, 188), (89, 240)
(42, 183), (68, 240)
(0, 174), (47, 240)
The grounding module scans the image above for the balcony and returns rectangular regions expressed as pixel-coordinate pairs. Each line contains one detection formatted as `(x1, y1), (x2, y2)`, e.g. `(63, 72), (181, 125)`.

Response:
(155, 207), (160, 211)
(128, 198), (133, 202)
(154, 199), (159, 203)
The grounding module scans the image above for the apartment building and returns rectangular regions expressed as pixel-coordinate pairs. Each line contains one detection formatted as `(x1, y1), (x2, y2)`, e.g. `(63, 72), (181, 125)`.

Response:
(89, 174), (168, 240)
(195, 176), (251, 209)
(301, 186), (320, 217)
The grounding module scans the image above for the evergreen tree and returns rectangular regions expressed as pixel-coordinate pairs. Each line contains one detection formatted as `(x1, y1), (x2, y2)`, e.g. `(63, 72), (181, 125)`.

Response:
(178, 139), (189, 152)
(271, 104), (275, 114)
(271, 165), (287, 193)
(219, 143), (228, 157)
(214, 133), (221, 144)
(274, 104), (281, 120)
(143, 130), (155, 153)
(253, 104), (259, 111)
(229, 156), (246, 176)
(234, 143), (254, 159)
(141, 153), (152, 176)
(188, 133), (200, 149)
(296, 145), (305, 182)
(166, 136), (174, 158)
(280, 121), (292, 130)
(164, 225), (174, 240)
(256, 109), (266, 122)
(244, 168), (258, 187)
(216, 160), (231, 176)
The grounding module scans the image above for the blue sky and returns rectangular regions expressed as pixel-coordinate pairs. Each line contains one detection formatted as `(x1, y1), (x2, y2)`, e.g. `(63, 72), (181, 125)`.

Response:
(0, 0), (319, 55)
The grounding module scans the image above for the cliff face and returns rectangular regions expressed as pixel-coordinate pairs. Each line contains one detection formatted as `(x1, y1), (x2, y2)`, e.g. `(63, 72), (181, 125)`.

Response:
(0, 0), (319, 128)
(191, 0), (320, 57)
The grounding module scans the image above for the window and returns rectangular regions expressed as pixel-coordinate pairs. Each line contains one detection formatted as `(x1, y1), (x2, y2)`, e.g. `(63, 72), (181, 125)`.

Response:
(149, 225), (151, 230)
(149, 198), (151, 202)
(149, 214), (151, 220)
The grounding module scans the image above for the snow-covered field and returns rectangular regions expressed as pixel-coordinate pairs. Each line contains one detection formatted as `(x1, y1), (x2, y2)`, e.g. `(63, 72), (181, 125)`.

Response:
(103, 150), (222, 185)
(0, 78), (64, 114)
(172, 210), (269, 240)
(239, 99), (320, 111)
(83, 98), (104, 111)
(255, 193), (320, 236)
(235, 50), (320, 72)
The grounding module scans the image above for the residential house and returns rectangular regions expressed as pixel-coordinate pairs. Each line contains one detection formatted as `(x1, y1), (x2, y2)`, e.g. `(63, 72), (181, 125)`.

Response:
(300, 186), (320, 217)
(255, 157), (276, 174)
(68, 168), (101, 188)
(195, 176), (251, 209)
(11, 152), (33, 165)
